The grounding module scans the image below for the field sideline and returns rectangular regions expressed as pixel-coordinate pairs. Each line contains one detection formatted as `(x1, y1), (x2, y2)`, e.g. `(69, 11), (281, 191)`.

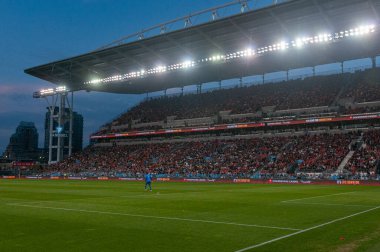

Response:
(1, 180), (380, 251)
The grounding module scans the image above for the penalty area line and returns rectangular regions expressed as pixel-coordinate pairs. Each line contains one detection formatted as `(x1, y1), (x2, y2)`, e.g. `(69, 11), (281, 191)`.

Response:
(281, 191), (356, 203)
(6, 203), (300, 231)
(234, 205), (380, 252)
(282, 202), (376, 208)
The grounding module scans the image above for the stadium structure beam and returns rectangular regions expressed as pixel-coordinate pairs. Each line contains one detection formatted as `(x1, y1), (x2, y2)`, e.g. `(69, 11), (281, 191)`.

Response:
(89, 54), (123, 73)
(369, 0), (380, 22)
(163, 34), (194, 57)
(137, 41), (168, 63)
(51, 63), (86, 84)
(226, 17), (251, 42)
(311, 0), (334, 31)
(114, 49), (145, 69)
(267, 9), (290, 35)
(194, 27), (225, 53)
(30, 68), (61, 84)
(72, 60), (108, 77)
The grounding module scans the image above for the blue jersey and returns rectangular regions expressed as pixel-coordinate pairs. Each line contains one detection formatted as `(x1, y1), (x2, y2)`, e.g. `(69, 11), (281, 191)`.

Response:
(145, 174), (152, 183)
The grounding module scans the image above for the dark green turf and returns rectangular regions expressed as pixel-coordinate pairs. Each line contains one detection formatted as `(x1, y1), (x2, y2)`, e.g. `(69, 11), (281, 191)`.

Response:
(1, 179), (380, 251)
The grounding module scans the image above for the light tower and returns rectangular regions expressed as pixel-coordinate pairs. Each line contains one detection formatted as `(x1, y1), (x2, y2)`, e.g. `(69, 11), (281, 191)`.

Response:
(33, 86), (74, 164)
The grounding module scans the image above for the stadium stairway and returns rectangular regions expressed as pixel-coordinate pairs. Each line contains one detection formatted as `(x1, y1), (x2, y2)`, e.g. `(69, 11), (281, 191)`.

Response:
(336, 134), (363, 174)
(336, 150), (355, 174)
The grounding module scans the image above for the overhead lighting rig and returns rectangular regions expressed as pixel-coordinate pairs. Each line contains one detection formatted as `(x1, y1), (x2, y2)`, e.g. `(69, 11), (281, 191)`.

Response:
(84, 24), (376, 86)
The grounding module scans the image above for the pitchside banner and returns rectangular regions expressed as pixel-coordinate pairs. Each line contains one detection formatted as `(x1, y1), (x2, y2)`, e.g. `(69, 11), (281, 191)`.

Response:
(25, 176), (42, 179)
(268, 179), (312, 184)
(233, 179), (250, 183)
(183, 178), (216, 182)
(2, 176), (15, 179)
(156, 178), (170, 181)
(336, 180), (360, 185)
(119, 178), (143, 181)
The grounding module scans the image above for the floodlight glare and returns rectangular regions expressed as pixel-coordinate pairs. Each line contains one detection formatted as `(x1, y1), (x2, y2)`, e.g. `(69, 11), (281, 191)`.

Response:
(55, 86), (67, 92)
(295, 38), (303, 48)
(182, 60), (192, 68)
(82, 23), (377, 85)
(89, 79), (101, 84)
(40, 88), (54, 95)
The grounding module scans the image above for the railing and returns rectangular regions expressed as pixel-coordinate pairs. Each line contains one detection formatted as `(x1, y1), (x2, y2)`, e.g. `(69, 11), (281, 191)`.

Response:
(96, 0), (290, 50)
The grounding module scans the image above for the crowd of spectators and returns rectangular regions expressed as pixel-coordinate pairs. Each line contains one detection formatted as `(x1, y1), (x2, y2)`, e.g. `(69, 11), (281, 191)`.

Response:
(342, 68), (380, 102)
(98, 68), (380, 136)
(47, 131), (365, 179)
(345, 130), (380, 178)
(107, 73), (347, 128)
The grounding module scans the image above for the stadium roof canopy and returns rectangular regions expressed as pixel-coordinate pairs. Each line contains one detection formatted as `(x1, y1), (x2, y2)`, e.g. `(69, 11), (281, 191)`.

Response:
(25, 0), (380, 94)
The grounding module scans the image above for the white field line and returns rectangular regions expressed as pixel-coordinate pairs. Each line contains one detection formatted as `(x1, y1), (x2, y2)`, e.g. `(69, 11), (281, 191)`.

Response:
(283, 202), (376, 208)
(281, 191), (356, 203)
(120, 192), (192, 198)
(120, 191), (205, 198)
(6, 203), (301, 231)
(119, 194), (155, 198)
(234, 205), (380, 252)
(0, 192), (199, 205)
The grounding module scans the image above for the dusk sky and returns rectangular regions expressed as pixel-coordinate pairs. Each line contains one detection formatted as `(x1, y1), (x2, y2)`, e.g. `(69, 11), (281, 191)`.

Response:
(0, 0), (376, 155)
(0, 0), (253, 154)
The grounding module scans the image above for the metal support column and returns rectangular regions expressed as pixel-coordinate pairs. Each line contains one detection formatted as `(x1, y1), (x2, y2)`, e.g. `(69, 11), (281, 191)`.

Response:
(197, 84), (202, 94)
(41, 91), (74, 164)
(56, 93), (66, 162)
(66, 92), (74, 156)
(372, 56), (376, 68)
(45, 95), (58, 164)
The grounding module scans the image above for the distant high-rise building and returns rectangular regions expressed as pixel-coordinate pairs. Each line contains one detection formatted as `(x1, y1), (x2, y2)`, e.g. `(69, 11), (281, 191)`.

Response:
(4, 122), (39, 161)
(44, 107), (83, 160)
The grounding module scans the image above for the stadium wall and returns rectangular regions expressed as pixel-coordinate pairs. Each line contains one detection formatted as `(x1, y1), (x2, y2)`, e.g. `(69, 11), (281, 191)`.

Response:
(2, 176), (380, 186)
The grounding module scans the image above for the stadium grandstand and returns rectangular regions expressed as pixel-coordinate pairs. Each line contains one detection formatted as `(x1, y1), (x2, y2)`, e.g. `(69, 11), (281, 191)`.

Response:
(23, 0), (380, 182)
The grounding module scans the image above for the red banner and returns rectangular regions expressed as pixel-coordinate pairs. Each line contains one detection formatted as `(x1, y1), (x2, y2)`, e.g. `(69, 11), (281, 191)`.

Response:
(13, 161), (35, 167)
(91, 113), (380, 140)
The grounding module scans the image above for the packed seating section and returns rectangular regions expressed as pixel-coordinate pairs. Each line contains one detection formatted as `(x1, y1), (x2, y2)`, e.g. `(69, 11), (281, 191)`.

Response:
(48, 131), (380, 179)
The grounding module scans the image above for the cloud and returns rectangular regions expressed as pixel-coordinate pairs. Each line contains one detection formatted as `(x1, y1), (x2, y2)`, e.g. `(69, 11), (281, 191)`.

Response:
(0, 83), (50, 114)
(0, 83), (38, 95)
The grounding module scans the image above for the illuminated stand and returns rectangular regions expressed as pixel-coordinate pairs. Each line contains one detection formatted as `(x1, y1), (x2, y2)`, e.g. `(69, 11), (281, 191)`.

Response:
(33, 87), (74, 164)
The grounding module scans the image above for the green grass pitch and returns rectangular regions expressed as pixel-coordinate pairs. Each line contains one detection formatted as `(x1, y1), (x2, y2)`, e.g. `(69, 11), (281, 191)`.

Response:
(1, 179), (380, 251)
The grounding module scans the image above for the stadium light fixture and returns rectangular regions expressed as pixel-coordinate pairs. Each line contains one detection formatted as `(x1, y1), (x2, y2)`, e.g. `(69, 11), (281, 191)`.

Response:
(55, 86), (67, 92)
(294, 38), (304, 48)
(84, 24), (377, 86)
(33, 86), (70, 98)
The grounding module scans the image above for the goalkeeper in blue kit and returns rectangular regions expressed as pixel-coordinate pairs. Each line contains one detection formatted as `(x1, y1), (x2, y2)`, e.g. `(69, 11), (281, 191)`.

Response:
(145, 172), (152, 191)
